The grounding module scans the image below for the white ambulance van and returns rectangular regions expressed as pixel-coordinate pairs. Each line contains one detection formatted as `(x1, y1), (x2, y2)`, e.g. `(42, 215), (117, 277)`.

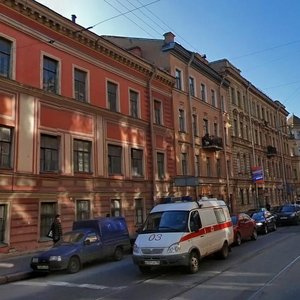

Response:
(132, 197), (234, 274)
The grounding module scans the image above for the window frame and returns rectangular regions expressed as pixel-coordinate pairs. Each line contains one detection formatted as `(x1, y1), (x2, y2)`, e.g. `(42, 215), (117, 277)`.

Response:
(107, 81), (119, 112)
(157, 152), (165, 179)
(0, 36), (13, 79)
(129, 89), (140, 118)
(40, 133), (59, 173)
(76, 199), (91, 221)
(108, 144), (123, 176)
(110, 199), (121, 217)
(42, 55), (59, 94)
(74, 67), (88, 102)
(73, 139), (92, 173)
(0, 125), (13, 169)
(175, 68), (182, 90)
(40, 202), (57, 239)
(154, 99), (163, 125)
(131, 148), (144, 177)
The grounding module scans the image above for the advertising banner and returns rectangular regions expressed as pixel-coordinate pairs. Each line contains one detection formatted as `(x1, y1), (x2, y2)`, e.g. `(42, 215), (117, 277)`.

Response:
(251, 166), (264, 183)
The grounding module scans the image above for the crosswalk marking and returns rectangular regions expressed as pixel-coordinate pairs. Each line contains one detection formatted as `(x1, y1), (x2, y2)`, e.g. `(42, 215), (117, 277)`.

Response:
(14, 280), (127, 290)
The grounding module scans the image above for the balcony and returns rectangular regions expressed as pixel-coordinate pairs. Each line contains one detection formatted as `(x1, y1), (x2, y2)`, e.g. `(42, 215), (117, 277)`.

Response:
(267, 145), (277, 157)
(202, 134), (223, 151)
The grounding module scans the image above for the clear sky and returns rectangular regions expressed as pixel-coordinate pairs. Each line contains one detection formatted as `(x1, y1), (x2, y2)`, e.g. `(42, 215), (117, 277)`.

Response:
(35, 0), (300, 117)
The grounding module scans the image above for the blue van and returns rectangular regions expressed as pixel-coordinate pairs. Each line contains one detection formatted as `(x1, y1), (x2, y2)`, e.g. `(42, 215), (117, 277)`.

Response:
(31, 217), (131, 273)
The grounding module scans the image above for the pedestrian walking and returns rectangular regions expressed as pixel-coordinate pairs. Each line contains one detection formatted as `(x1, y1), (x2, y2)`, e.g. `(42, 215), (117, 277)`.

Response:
(49, 214), (63, 244)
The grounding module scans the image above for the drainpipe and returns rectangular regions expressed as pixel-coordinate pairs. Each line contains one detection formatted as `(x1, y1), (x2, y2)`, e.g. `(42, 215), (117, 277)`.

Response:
(148, 67), (157, 206)
(246, 83), (258, 208)
(276, 104), (287, 204)
(187, 53), (196, 198)
(218, 75), (230, 210)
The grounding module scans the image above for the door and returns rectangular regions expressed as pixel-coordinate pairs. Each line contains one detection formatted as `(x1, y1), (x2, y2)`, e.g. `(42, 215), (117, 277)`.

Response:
(82, 231), (104, 263)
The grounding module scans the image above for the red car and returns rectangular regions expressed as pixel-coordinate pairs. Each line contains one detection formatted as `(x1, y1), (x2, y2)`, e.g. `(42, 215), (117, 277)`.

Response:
(231, 213), (257, 246)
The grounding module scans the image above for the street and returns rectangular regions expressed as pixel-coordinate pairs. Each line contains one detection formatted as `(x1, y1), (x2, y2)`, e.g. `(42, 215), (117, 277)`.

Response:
(1, 225), (300, 300)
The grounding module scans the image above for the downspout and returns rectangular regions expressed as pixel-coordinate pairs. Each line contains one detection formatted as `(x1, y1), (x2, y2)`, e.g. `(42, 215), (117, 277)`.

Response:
(276, 104), (287, 204)
(219, 75), (230, 210)
(148, 67), (157, 205)
(187, 53), (196, 197)
(246, 82), (258, 208)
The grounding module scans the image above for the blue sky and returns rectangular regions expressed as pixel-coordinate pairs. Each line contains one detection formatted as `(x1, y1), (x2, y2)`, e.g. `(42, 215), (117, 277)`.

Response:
(36, 0), (300, 117)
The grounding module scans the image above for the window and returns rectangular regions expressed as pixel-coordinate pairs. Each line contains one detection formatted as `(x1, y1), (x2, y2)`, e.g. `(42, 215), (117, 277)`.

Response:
(0, 37), (12, 78)
(73, 139), (91, 173)
(237, 91), (241, 107)
(40, 202), (56, 238)
(40, 134), (59, 172)
(175, 69), (182, 90)
(181, 153), (188, 175)
(131, 148), (143, 177)
(108, 144), (122, 175)
(74, 68), (87, 102)
(157, 152), (165, 179)
(216, 158), (221, 177)
(231, 87), (236, 105)
(214, 208), (226, 223)
(189, 77), (195, 96)
(213, 122), (218, 136)
(0, 126), (13, 169)
(154, 100), (162, 125)
(130, 90), (139, 118)
(135, 199), (144, 226)
(43, 56), (58, 93)
(107, 81), (118, 112)
(203, 119), (209, 135)
(233, 119), (238, 136)
(195, 154), (200, 177)
(211, 89), (216, 107)
(76, 200), (90, 220)
(179, 109), (185, 132)
(111, 199), (121, 217)
(200, 83), (206, 101)
(0, 204), (7, 243)
(192, 114), (198, 136)
(240, 121), (244, 138)
(206, 157), (211, 176)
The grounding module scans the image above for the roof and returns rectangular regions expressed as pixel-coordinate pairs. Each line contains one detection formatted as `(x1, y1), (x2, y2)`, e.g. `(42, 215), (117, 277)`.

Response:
(151, 198), (227, 213)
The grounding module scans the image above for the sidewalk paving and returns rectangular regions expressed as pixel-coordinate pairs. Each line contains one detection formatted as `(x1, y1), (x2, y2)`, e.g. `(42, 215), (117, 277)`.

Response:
(0, 250), (45, 285)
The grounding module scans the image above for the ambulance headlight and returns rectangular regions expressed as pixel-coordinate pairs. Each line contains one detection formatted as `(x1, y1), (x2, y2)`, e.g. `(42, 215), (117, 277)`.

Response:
(167, 243), (180, 254)
(133, 243), (140, 254)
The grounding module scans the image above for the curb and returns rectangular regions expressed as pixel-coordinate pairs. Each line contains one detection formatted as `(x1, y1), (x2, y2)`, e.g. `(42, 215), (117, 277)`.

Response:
(0, 271), (32, 285)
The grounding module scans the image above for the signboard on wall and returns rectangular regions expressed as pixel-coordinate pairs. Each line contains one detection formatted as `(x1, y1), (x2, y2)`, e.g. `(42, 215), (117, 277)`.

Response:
(251, 166), (264, 183)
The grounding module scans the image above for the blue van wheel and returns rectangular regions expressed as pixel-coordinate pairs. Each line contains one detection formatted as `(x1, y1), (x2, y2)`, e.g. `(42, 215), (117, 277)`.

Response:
(113, 247), (123, 261)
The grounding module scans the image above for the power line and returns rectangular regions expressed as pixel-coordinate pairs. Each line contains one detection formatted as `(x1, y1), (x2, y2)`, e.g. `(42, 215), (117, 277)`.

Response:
(92, 0), (160, 28)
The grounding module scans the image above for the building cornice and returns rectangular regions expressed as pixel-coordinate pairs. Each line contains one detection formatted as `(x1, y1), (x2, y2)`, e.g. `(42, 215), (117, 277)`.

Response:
(1, 0), (174, 87)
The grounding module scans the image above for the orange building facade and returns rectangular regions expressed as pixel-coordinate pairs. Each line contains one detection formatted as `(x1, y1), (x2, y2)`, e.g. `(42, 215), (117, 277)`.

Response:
(0, 0), (176, 253)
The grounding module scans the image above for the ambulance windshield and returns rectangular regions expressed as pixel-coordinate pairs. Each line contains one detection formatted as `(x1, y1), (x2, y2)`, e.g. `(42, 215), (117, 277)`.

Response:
(143, 211), (189, 233)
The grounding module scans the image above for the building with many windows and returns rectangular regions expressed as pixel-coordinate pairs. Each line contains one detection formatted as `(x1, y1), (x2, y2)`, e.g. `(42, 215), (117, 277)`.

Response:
(0, 0), (176, 252)
(104, 33), (233, 206)
(211, 59), (293, 211)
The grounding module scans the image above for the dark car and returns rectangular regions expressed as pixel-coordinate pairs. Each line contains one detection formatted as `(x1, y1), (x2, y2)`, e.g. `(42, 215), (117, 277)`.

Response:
(276, 204), (300, 225)
(31, 217), (131, 273)
(249, 210), (277, 234)
(231, 213), (257, 246)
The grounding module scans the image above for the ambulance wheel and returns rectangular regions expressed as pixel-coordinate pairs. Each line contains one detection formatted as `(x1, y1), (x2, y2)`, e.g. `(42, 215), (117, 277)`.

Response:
(187, 251), (200, 274)
(218, 242), (229, 259)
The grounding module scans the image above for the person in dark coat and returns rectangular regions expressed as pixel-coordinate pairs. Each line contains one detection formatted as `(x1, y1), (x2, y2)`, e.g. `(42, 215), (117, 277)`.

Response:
(51, 214), (62, 244)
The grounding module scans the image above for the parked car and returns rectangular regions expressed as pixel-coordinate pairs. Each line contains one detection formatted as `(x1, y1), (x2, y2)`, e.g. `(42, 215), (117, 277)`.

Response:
(231, 213), (257, 246)
(248, 210), (277, 234)
(31, 217), (131, 273)
(276, 204), (300, 225)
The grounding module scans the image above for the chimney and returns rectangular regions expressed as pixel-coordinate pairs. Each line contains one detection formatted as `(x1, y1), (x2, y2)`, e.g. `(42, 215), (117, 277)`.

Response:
(71, 14), (77, 23)
(163, 32), (175, 44)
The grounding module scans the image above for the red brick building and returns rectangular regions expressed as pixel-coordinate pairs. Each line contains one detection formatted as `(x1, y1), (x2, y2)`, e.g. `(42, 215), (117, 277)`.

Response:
(0, 0), (175, 253)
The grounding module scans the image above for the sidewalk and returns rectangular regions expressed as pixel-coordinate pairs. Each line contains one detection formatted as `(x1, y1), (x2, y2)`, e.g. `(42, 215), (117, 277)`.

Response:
(0, 251), (41, 285)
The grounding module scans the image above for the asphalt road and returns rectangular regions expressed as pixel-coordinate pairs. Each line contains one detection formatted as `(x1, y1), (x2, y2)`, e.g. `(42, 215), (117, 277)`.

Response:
(0, 225), (299, 300)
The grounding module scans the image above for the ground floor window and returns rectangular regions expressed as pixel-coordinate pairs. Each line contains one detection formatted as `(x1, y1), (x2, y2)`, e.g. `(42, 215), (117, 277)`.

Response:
(111, 199), (121, 217)
(135, 198), (144, 226)
(40, 202), (56, 238)
(76, 200), (90, 220)
(0, 204), (7, 243)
